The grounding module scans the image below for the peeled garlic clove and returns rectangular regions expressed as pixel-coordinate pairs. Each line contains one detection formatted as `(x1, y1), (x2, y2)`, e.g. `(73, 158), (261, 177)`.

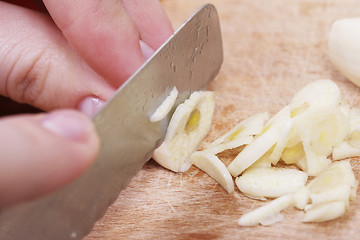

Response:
(302, 201), (348, 223)
(190, 151), (234, 194)
(235, 167), (308, 199)
(290, 79), (341, 114)
(153, 91), (215, 172)
(328, 18), (360, 87)
(238, 194), (294, 227)
(149, 87), (178, 122)
(209, 112), (269, 147)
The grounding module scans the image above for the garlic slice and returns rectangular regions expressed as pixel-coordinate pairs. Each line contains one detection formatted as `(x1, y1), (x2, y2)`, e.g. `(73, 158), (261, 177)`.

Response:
(209, 112), (269, 147)
(227, 125), (280, 177)
(150, 87), (178, 122)
(190, 151), (234, 194)
(205, 112), (268, 154)
(235, 167), (308, 199)
(238, 194), (294, 227)
(205, 136), (253, 155)
(290, 79), (341, 113)
(153, 91), (215, 172)
(303, 201), (348, 223)
(328, 18), (360, 87)
(333, 141), (360, 160)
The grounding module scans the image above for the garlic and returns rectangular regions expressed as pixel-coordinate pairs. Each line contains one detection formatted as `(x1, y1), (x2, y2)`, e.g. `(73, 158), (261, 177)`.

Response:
(150, 87), (178, 122)
(235, 167), (308, 199)
(328, 18), (360, 87)
(190, 151), (234, 194)
(238, 194), (294, 227)
(227, 107), (290, 177)
(206, 112), (268, 154)
(153, 91), (215, 172)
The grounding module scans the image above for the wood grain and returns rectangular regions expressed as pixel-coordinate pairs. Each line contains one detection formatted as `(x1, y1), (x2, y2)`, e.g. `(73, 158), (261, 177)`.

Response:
(86, 1), (360, 239)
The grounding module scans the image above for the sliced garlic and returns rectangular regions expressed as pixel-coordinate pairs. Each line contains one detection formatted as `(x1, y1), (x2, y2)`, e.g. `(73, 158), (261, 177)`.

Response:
(235, 167), (308, 199)
(150, 87), (178, 122)
(153, 91), (215, 172)
(238, 194), (294, 227)
(295, 106), (349, 157)
(227, 109), (290, 177)
(290, 79), (341, 113)
(281, 142), (305, 165)
(302, 141), (331, 177)
(268, 118), (293, 164)
(328, 18), (360, 87)
(209, 112), (269, 147)
(293, 106), (349, 175)
(190, 151), (234, 194)
(303, 201), (348, 223)
(332, 141), (360, 160)
(205, 112), (268, 154)
(227, 125), (280, 177)
(205, 136), (253, 155)
(293, 187), (310, 210)
(310, 185), (351, 205)
(307, 160), (357, 194)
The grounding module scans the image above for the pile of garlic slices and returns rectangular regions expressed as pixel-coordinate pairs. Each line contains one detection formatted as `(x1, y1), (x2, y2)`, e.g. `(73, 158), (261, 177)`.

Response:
(151, 79), (359, 226)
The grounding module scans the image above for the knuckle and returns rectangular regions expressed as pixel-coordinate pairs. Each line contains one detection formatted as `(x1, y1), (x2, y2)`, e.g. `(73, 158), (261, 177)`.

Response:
(5, 48), (51, 107)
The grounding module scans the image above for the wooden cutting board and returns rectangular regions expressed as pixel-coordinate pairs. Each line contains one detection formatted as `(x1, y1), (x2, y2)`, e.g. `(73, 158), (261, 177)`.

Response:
(86, 0), (360, 239)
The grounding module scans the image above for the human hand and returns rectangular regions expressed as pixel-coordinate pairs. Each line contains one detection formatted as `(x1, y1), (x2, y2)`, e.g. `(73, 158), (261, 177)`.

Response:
(0, 0), (173, 206)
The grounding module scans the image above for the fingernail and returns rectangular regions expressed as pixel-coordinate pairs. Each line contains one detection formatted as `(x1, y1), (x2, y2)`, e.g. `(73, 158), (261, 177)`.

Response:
(41, 110), (92, 142)
(78, 97), (105, 117)
(140, 40), (155, 60)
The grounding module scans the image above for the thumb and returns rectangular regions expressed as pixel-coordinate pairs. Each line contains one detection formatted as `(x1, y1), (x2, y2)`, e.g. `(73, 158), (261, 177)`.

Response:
(0, 110), (99, 207)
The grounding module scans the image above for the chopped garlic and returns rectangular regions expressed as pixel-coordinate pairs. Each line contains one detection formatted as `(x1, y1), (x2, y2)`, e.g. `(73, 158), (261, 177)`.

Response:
(209, 112), (269, 147)
(190, 151), (234, 194)
(238, 194), (294, 227)
(290, 79), (341, 111)
(303, 201), (348, 223)
(150, 87), (178, 122)
(235, 167), (308, 199)
(333, 141), (360, 160)
(153, 91), (215, 172)
(227, 125), (280, 177)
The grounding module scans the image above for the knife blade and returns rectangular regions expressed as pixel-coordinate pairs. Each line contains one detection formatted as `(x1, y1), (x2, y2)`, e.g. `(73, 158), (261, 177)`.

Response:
(0, 3), (223, 239)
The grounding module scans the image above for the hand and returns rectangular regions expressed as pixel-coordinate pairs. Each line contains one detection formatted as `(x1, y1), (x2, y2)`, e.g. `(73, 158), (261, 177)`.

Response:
(0, 0), (173, 207)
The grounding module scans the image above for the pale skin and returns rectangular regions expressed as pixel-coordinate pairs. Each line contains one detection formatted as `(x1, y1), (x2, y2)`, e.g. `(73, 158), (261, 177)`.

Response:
(0, 0), (173, 207)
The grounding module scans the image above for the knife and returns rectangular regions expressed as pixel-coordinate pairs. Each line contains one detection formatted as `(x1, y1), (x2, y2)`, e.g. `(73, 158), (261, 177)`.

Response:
(0, 3), (223, 239)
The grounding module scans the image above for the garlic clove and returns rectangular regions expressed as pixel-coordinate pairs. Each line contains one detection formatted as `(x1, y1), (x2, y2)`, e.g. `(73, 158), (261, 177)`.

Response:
(328, 18), (360, 87)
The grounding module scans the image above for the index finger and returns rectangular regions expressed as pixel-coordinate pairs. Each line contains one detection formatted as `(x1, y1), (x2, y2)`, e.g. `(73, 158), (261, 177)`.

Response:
(43, 0), (145, 87)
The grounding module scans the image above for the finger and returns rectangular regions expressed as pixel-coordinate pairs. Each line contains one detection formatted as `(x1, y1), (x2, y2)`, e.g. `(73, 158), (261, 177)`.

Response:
(121, 0), (174, 50)
(0, 110), (99, 207)
(0, 2), (115, 112)
(43, 0), (145, 87)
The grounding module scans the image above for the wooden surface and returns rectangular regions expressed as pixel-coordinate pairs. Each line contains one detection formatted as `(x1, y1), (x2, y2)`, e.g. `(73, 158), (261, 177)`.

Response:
(86, 1), (360, 239)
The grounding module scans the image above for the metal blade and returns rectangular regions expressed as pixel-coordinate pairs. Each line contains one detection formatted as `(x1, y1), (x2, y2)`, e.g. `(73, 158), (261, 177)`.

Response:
(0, 4), (223, 240)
